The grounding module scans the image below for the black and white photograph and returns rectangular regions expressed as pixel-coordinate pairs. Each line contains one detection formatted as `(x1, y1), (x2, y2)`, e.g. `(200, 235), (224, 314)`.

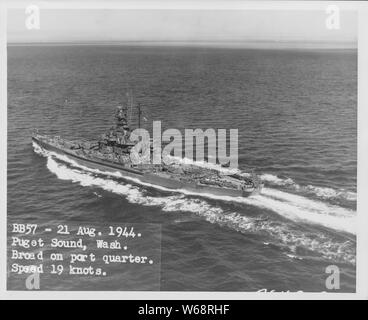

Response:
(2, 0), (367, 298)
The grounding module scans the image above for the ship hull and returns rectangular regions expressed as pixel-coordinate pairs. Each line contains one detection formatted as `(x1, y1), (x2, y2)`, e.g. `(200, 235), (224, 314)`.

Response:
(32, 136), (258, 198)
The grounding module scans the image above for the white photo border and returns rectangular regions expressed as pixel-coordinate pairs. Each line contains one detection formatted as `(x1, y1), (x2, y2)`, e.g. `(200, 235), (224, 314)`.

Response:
(1, 0), (367, 300)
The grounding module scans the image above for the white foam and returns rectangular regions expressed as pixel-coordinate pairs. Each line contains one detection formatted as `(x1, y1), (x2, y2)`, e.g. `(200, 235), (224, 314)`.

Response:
(260, 173), (357, 202)
(286, 254), (303, 260)
(305, 185), (357, 201)
(46, 156), (143, 199)
(249, 191), (356, 234)
(260, 173), (295, 186)
(165, 155), (245, 175)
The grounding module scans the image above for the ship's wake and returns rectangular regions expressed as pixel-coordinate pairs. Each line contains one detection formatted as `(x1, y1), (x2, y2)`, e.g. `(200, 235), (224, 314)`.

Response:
(260, 173), (356, 202)
(33, 142), (356, 265)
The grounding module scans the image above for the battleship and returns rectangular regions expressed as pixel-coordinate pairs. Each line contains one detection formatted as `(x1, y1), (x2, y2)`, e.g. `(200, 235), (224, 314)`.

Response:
(32, 102), (262, 198)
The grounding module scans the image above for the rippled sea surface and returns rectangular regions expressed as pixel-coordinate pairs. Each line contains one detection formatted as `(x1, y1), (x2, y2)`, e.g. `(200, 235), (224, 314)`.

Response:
(8, 45), (357, 291)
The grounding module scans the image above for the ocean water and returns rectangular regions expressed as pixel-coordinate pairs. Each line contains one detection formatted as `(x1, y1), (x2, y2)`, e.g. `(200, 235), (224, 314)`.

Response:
(7, 45), (357, 291)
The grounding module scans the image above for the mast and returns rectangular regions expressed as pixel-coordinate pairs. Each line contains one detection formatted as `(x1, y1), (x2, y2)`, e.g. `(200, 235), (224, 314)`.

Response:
(128, 90), (133, 128)
(137, 103), (142, 129)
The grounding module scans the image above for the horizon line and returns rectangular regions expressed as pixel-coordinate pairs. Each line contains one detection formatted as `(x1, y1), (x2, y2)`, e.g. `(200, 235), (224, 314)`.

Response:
(7, 40), (358, 50)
